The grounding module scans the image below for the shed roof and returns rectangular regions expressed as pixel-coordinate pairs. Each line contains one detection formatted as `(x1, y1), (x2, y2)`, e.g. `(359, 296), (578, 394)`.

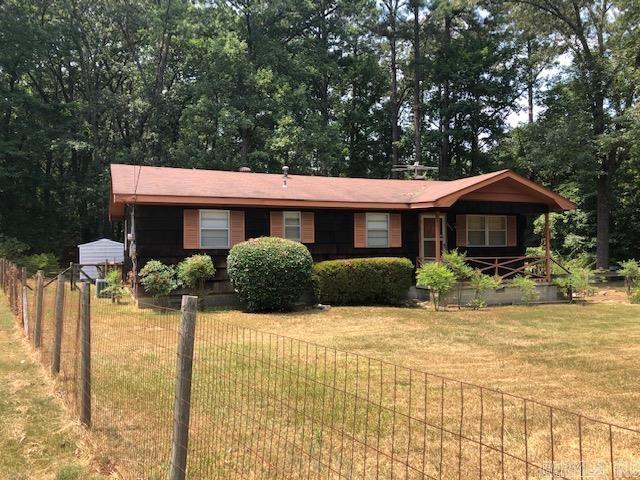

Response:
(109, 164), (575, 218)
(78, 238), (124, 248)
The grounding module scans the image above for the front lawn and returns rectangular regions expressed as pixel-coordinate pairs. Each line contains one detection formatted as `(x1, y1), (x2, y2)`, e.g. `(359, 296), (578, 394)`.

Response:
(211, 298), (640, 427)
(80, 288), (640, 477)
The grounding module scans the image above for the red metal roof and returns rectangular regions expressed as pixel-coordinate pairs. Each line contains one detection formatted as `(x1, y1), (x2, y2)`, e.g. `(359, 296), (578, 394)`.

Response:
(109, 164), (575, 218)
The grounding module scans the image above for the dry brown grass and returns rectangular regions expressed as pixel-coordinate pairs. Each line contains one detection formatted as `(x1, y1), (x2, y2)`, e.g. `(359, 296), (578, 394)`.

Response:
(74, 288), (640, 479)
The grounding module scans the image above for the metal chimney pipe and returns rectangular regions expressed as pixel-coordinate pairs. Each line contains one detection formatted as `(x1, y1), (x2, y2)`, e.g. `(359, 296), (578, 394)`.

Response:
(282, 165), (289, 188)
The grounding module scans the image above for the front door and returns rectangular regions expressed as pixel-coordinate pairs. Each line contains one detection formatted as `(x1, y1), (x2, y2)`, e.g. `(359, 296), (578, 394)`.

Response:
(420, 215), (446, 260)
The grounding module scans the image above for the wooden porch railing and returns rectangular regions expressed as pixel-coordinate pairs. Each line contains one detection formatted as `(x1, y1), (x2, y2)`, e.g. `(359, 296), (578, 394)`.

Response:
(417, 256), (571, 282)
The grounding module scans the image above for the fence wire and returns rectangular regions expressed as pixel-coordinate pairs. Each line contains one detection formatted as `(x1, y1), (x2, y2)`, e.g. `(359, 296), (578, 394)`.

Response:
(0, 258), (639, 480)
(91, 298), (181, 478)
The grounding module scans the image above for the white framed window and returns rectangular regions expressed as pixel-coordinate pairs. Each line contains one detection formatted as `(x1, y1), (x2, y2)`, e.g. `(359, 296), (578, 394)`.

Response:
(467, 215), (507, 247)
(283, 211), (301, 241)
(200, 210), (230, 248)
(366, 212), (389, 248)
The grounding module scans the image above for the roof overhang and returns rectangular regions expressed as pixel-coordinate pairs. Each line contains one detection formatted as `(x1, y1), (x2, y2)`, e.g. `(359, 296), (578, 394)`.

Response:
(108, 168), (575, 219)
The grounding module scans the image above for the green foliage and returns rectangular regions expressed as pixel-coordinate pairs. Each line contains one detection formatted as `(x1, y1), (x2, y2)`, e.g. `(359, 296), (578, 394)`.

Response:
(19, 253), (59, 276)
(313, 257), (414, 306)
(0, 236), (29, 261)
(177, 255), (215, 292)
(227, 237), (313, 312)
(442, 250), (473, 281)
(468, 271), (502, 310)
(103, 270), (127, 303)
(139, 261), (179, 298)
(555, 266), (595, 299)
(416, 263), (456, 311)
(511, 276), (539, 305)
(619, 259), (640, 301)
(630, 287), (640, 305)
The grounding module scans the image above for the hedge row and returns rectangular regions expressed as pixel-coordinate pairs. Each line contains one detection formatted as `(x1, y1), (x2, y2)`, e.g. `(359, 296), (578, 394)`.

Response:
(313, 257), (414, 306)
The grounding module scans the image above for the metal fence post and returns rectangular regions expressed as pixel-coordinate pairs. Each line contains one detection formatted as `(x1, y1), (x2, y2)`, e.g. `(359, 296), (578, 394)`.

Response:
(51, 273), (66, 375)
(80, 281), (91, 427)
(33, 270), (44, 347)
(169, 295), (198, 480)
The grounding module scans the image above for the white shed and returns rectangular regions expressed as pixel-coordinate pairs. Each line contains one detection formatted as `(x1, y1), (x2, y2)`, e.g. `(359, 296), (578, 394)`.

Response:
(77, 238), (125, 280)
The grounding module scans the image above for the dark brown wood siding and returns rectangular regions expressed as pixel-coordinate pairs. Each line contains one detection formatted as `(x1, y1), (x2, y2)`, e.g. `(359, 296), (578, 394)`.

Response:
(133, 206), (420, 269)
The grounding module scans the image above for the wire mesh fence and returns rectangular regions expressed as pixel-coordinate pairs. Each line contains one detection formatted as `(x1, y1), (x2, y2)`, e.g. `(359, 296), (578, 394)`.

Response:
(1, 257), (639, 480)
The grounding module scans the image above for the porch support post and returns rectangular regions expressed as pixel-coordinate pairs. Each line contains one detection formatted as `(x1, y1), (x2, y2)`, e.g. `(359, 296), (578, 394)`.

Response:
(435, 211), (441, 263)
(544, 212), (551, 282)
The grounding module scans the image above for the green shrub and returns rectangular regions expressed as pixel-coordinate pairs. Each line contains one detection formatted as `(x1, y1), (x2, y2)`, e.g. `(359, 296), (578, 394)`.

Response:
(442, 250), (473, 306)
(313, 257), (414, 306)
(630, 287), (640, 304)
(416, 262), (456, 311)
(0, 235), (29, 261)
(227, 237), (313, 312)
(511, 276), (539, 305)
(619, 259), (640, 301)
(177, 254), (215, 301)
(139, 260), (179, 298)
(103, 269), (127, 303)
(20, 253), (59, 276)
(468, 270), (502, 309)
(555, 266), (595, 299)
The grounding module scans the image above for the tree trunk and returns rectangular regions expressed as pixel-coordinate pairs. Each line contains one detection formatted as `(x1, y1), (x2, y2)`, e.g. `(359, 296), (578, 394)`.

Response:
(438, 14), (451, 179)
(595, 172), (609, 269)
(412, 1), (422, 165)
(527, 39), (534, 124)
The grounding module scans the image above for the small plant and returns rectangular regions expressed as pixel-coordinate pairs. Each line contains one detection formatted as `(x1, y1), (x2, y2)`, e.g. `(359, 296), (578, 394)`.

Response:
(416, 262), (456, 311)
(442, 250), (473, 307)
(227, 237), (314, 312)
(139, 260), (179, 300)
(630, 287), (640, 304)
(103, 269), (127, 303)
(511, 276), (539, 305)
(177, 254), (215, 306)
(619, 259), (640, 301)
(468, 270), (502, 309)
(555, 266), (595, 300)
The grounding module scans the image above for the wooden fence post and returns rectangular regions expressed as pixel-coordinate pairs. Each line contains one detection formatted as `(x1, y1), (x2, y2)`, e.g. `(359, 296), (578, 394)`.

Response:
(51, 273), (66, 375)
(33, 270), (44, 347)
(169, 295), (198, 480)
(21, 267), (29, 336)
(80, 282), (91, 427)
(69, 262), (75, 291)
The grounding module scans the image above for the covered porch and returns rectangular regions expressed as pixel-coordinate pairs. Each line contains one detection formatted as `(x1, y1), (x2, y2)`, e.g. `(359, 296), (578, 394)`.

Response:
(416, 211), (568, 283)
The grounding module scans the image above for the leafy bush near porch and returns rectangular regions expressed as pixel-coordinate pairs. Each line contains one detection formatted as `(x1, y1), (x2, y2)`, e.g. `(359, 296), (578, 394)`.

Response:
(416, 262), (456, 311)
(313, 257), (413, 306)
(468, 271), (502, 309)
(139, 260), (179, 298)
(228, 237), (313, 312)
(512, 276), (539, 305)
(103, 269), (127, 303)
(630, 287), (640, 304)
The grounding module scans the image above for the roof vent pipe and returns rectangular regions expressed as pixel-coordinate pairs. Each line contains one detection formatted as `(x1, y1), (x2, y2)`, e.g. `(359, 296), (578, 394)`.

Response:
(238, 166), (252, 172)
(282, 165), (289, 188)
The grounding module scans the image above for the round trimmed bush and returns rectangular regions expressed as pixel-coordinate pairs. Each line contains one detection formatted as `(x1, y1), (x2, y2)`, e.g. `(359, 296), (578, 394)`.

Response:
(227, 237), (314, 312)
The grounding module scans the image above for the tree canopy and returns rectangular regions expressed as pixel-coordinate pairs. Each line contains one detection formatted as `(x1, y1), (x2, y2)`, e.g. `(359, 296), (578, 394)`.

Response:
(1, 0), (639, 265)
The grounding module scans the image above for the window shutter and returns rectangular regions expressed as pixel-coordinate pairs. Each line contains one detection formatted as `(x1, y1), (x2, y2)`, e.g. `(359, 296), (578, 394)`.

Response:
(507, 215), (517, 247)
(230, 211), (245, 247)
(270, 211), (284, 237)
(301, 212), (315, 243)
(183, 209), (200, 249)
(389, 213), (402, 248)
(354, 213), (366, 248)
(456, 215), (467, 247)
